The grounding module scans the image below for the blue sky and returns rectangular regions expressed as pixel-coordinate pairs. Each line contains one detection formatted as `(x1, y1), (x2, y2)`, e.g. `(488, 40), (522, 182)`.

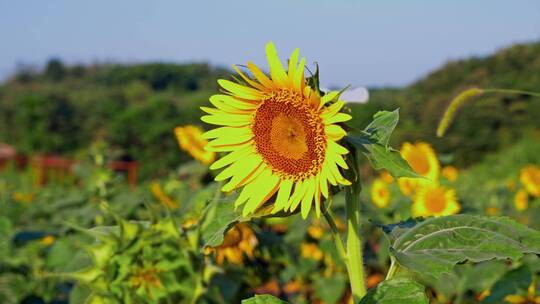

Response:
(0, 0), (539, 87)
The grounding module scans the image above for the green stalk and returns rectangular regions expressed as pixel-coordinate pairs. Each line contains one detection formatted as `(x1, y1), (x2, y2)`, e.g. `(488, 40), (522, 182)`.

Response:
(322, 204), (347, 262)
(346, 179), (367, 302)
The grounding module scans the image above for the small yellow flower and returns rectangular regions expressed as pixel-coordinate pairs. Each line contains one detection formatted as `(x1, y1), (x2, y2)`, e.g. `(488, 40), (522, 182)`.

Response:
(12, 192), (34, 203)
(307, 222), (324, 240)
(520, 164), (540, 198)
(442, 165), (459, 182)
(213, 223), (258, 265)
(380, 171), (394, 184)
(367, 273), (384, 288)
(412, 185), (460, 217)
(150, 181), (178, 209)
(40, 235), (56, 246)
(506, 179), (517, 192)
(398, 177), (416, 197)
(514, 189), (529, 211)
(174, 125), (216, 165)
(486, 206), (499, 216)
(399, 141), (440, 195)
(300, 242), (324, 261)
(371, 178), (390, 208)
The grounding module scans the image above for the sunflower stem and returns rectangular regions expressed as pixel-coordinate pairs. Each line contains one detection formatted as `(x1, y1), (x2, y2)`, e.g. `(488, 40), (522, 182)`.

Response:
(346, 178), (367, 302)
(322, 205), (347, 262)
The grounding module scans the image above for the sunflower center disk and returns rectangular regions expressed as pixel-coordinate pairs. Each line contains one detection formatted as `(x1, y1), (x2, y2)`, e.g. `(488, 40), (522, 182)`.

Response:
(409, 151), (430, 175)
(425, 189), (446, 213)
(252, 90), (326, 180)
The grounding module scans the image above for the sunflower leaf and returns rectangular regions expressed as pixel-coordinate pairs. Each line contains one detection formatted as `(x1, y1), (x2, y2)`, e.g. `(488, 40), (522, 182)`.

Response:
(359, 277), (428, 304)
(346, 109), (419, 178)
(201, 195), (281, 247)
(241, 294), (288, 304)
(364, 109), (400, 146)
(387, 215), (540, 280)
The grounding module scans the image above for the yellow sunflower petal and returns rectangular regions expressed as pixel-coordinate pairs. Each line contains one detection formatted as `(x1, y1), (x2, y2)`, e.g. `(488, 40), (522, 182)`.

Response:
(247, 62), (276, 89)
(288, 48), (299, 85)
(243, 169), (280, 215)
(272, 179), (294, 213)
(294, 57), (306, 91)
(218, 79), (263, 100)
(324, 113), (352, 124)
(301, 179), (316, 219)
(209, 145), (253, 170)
(232, 65), (265, 91)
(265, 42), (288, 86)
(319, 91), (339, 109)
(325, 125), (347, 140)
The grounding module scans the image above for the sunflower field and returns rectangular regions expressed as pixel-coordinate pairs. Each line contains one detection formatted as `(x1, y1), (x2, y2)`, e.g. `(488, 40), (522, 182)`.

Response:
(1, 41), (540, 304)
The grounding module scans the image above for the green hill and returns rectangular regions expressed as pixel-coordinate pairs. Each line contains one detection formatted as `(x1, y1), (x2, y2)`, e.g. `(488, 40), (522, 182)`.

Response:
(349, 41), (540, 165)
(1, 42), (539, 177)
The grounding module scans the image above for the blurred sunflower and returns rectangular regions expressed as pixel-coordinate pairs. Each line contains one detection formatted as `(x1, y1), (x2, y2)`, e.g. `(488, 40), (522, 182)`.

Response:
(412, 185), (460, 217)
(150, 181), (178, 209)
(371, 178), (390, 208)
(202, 42), (351, 218)
(399, 141), (440, 195)
(212, 223), (258, 265)
(174, 125), (216, 165)
(442, 165), (459, 182)
(40, 235), (56, 246)
(300, 242), (324, 261)
(380, 171), (394, 183)
(514, 189), (529, 211)
(398, 177), (416, 197)
(12, 192), (34, 203)
(486, 206), (499, 216)
(520, 164), (540, 198)
(307, 221), (324, 240)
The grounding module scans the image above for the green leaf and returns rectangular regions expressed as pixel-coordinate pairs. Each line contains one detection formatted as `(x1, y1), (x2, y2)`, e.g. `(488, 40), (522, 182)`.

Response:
(346, 110), (418, 178)
(388, 215), (540, 280)
(359, 277), (428, 304)
(313, 274), (347, 304)
(241, 294), (288, 304)
(201, 195), (284, 247)
(364, 144), (419, 178)
(481, 265), (532, 304)
(364, 110), (400, 146)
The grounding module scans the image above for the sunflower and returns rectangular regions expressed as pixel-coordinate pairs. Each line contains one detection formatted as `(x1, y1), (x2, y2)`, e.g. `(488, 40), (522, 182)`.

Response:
(442, 165), (458, 182)
(300, 242), (324, 261)
(371, 178), (390, 208)
(514, 189), (529, 211)
(412, 184), (460, 217)
(202, 42), (351, 218)
(380, 171), (394, 184)
(150, 181), (178, 209)
(212, 223), (258, 265)
(520, 164), (540, 197)
(174, 125), (216, 165)
(399, 142), (440, 195)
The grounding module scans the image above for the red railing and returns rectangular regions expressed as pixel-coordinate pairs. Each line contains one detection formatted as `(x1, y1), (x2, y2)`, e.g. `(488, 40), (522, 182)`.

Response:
(0, 144), (138, 188)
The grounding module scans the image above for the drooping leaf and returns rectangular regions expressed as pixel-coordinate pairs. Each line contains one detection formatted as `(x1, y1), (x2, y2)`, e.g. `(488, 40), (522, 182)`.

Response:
(201, 195), (283, 247)
(346, 110), (418, 178)
(359, 277), (428, 304)
(241, 294), (288, 304)
(364, 110), (400, 146)
(388, 215), (540, 280)
(363, 144), (419, 178)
